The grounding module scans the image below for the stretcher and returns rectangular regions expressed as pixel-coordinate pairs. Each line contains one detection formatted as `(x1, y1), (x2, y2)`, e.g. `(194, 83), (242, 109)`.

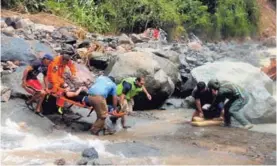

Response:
(191, 117), (223, 127)
(50, 93), (126, 118)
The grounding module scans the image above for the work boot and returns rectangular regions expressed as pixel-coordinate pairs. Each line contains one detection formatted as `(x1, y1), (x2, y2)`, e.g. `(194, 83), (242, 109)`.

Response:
(243, 124), (254, 129)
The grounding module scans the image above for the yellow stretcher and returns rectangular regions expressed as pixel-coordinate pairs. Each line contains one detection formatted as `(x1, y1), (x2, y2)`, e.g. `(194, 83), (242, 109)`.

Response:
(191, 117), (223, 127)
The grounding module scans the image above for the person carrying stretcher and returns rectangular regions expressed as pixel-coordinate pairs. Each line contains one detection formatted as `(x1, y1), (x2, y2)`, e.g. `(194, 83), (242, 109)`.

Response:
(22, 54), (53, 117)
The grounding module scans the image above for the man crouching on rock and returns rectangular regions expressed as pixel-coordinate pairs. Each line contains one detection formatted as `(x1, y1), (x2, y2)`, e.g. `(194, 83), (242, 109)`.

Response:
(208, 79), (254, 129)
(22, 54), (53, 117)
(191, 81), (224, 121)
(117, 77), (152, 128)
(87, 76), (118, 135)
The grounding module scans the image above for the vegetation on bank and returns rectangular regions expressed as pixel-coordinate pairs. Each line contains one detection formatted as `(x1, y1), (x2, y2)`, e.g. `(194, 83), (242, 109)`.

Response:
(1, 0), (260, 40)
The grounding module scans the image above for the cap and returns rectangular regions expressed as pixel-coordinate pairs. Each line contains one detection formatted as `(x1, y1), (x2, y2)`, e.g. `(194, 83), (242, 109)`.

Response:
(43, 54), (53, 61)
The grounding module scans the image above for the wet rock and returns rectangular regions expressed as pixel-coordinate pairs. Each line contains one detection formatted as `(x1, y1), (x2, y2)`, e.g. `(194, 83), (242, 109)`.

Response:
(183, 96), (195, 108)
(1, 35), (54, 63)
(130, 33), (143, 43)
(1, 85), (11, 102)
(82, 147), (99, 159)
(1, 67), (29, 97)
(161, 98), (185, 109)
(191, 61), (276, 124)
(1, 98), (55, 135)
(2, 26), (15, 36)
(54, 158), (66, 165)
(105, 51), (177, 110)
(77, 159), (88, 165)
(15, 18), (34, 29)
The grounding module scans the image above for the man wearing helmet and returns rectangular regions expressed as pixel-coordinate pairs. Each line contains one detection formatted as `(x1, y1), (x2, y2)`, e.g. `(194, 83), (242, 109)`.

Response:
(208, 79), (253, 129)
(191, 81), (224, 121)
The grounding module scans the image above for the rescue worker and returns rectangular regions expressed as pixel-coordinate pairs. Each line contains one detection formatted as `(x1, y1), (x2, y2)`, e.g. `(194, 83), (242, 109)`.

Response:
(208, 79), (254, 129)
(191, 81), (224, 121)
(87, 76), (118, 135)
(22, 53), (53, 117)
(117, 77), (152, 128)
(47, 54), (76, 93)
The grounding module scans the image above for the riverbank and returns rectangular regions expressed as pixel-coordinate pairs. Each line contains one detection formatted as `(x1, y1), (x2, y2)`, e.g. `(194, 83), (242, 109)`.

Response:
(1, 102), (276, 165)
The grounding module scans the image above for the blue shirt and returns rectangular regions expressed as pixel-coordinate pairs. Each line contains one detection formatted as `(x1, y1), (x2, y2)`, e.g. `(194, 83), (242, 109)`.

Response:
(88, 76), (117, 98)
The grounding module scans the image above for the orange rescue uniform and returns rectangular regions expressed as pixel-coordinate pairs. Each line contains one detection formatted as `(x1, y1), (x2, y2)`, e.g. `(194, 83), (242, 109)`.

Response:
(47, 55), (76, 93)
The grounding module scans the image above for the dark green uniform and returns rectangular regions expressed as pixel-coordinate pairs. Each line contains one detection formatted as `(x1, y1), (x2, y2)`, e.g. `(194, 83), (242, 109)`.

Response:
(211, 81), (250, 126)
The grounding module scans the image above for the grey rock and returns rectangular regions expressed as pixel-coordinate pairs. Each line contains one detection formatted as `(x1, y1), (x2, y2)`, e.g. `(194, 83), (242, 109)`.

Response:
(1, 19), (7, 28)
(1, 35), (54, 63)
(1, 85), (11, 102)
(118, 33), (134, 45)
(54, 158), (66, 165)
(130, 33), (143, 43)
(105, 51), (177, 109)
(186, 56), (197, 63)
(15, 19), (34, 29)
(77, 159), (88, 165)
(82, 147), (99, 159)
(2, 26), (15, 36)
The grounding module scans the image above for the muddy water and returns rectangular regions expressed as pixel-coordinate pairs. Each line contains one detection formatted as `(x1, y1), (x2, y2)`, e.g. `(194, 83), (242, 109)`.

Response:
(1, 109), (275, 165)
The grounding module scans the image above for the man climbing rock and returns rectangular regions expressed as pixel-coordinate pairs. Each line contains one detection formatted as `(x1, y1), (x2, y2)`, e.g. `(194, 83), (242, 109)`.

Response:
(208, 79), (254, 129)
(22, 53), (53, 117)
(87, 76), (118, 135)
(47, 54), (76, 93)
(191, 81), (224, 121)
(116, 77), (152, 128)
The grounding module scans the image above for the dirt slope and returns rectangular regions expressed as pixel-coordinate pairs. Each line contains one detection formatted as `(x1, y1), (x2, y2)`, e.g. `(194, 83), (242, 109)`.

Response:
(257, 0), (276, 38)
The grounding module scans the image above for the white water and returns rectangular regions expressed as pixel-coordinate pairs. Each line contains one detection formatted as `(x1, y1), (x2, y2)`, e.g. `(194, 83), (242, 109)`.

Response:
(1, 119), (114, 165)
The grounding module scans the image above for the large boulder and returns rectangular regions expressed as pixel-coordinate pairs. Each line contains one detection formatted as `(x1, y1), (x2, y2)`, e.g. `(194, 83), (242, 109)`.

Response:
(118, 33), (134, 45)
(68, 62), (96, 86)
(15, 18), (34, 29)
(1, 98), (55, 136)
(1, 67), (32, 97)
(1, 35), (55, 63)
(105, 51), (179, 110)
(191, 61), (276, 124)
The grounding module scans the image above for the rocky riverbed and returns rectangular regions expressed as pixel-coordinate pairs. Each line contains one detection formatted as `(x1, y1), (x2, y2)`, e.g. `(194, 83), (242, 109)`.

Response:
(1, 15), (276, 165)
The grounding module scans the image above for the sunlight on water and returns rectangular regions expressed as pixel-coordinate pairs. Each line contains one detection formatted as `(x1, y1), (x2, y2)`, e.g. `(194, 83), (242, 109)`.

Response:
(1, 119), (113, 157)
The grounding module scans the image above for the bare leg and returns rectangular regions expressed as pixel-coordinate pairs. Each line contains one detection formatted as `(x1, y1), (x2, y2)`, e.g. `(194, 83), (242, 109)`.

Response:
(35, 91), (46, 113)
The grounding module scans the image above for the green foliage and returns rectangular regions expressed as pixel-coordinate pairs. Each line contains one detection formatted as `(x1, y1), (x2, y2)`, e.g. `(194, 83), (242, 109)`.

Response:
(2, 0), (261, 40)
(214, 0), (259, 39)
(46, 0), (109, 33)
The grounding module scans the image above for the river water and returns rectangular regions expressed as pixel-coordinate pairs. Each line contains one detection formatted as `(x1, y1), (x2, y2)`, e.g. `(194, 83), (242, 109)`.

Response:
(1, 107), (276, 165)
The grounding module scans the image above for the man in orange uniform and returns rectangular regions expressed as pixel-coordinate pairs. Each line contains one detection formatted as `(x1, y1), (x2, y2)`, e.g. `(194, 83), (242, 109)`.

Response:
(47, 54), (76, 93)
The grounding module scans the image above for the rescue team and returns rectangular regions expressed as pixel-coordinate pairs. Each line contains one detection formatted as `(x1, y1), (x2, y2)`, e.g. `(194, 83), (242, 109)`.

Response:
(22, 53), (253, 135)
